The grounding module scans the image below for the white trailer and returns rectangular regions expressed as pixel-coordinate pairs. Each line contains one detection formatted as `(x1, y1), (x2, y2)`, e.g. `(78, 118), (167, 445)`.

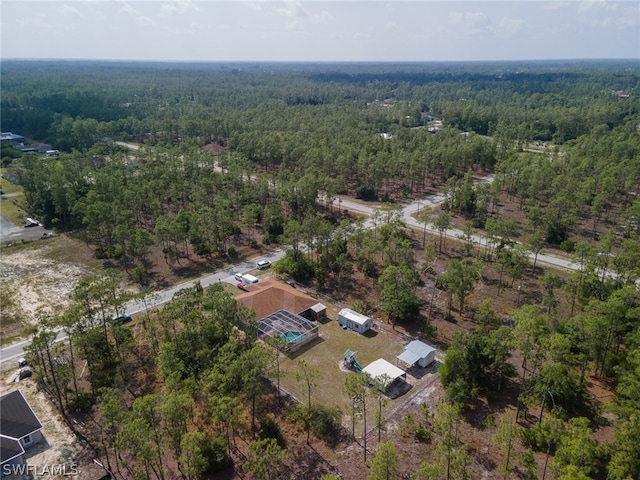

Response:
(337, 308), (372, 334)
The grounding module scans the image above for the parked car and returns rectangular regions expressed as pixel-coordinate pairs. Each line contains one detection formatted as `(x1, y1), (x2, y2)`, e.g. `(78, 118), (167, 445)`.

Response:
(18, 368), (32, 380)
(234, 273), (244, 282)
(257, 260), (271, 270)
(18, 358), (28, 368)
(237, 282), (250, 292)
(112, 314), (132, 324)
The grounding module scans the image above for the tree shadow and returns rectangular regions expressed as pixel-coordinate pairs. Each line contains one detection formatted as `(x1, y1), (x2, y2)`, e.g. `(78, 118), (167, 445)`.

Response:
(284, 336), (326, 360)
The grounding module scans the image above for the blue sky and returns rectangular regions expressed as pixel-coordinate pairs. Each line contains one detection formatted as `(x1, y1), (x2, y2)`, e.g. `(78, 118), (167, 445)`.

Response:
(2, 1), (639, 62)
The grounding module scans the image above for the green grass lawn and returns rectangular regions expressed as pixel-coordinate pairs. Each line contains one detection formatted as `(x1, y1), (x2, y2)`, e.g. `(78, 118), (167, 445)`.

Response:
(276, 305), (406, 411)
(0, 175), (29, 225)
(0, 198), (29, 225)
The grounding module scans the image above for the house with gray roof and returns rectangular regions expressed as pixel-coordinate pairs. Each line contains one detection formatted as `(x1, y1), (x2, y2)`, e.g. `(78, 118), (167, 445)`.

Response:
(0, 390), (44, 476)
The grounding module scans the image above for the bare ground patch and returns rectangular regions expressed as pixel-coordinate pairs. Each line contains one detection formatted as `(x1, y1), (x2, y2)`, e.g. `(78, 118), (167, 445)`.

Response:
(0, 236), (102, 341)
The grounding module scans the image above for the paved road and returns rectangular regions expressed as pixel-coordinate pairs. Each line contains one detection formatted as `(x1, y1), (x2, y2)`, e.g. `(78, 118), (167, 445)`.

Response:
(333, 187), (577, 274)
(0, 249), (287, 366)
(0, 166), (579, 366)
(0, 212), (18, 237)
(0, 217), (47, 243)
(0, 192), (48, 242)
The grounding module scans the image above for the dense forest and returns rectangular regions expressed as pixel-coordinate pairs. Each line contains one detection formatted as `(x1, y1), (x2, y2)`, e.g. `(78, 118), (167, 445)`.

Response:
(2, 59), (640, 479)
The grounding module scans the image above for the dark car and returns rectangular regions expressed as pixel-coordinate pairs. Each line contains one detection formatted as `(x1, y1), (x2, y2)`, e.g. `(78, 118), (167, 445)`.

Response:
(112, 314), (133, 324)
(19, 368), (33, 380)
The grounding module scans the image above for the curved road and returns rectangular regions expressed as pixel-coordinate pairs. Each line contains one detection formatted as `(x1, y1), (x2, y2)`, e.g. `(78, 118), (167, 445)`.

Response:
(0, 172), (579, 367)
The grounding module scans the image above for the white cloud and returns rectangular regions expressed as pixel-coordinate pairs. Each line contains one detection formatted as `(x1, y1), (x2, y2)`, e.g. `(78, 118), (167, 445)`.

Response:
(119, 3), (138, 16)
(309, 9), (331, 25)
(243, 2), (264, 13)
(117, 2), (154, 27)
(276, 1), (307, 19)
(578, 0), (619, 13)
(543, 1), (571, 10)
(159, 0), (200, 18)
(59, 5), (83, 18)
(273, 1), (330, 30)
(578, 0), (639, 29)
(495, 16), (523, 38)
(449, 10), (492, 33)
(592, 5), (640, 28)
(135, 15), (154, 27)
(448, 9), (523, 39)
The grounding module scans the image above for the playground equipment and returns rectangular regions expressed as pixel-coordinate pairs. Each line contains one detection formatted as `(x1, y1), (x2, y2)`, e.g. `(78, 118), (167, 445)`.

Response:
(344, 350), (363, 372)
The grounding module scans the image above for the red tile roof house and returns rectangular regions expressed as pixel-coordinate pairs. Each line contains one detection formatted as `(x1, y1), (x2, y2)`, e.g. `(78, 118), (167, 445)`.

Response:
(235, 278), (326, 322)
(235, 279), (327, 352)
(0, 390), (44, 477)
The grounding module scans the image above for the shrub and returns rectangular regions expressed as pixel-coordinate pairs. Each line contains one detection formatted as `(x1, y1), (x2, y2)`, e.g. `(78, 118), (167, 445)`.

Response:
(260, 415), (284, 445)
(415, 423), (432, 443)
(422, 322), (437, 338)
(355, 183), (377, 201)
(203, 436), (230, 474)
(351, 301), (368, 315)
(286, 403), (342, 441)
(400, 413), (415, 436)
(310, 404), (342, 439)
(131, 265), (148, 285)
(445, 377), (474, 405)
(560, 238), (576, 252)
(67, 392), (94, 412)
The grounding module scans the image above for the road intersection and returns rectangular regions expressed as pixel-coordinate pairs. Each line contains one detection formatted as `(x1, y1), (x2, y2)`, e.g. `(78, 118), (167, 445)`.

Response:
(1, 174), (580, 367)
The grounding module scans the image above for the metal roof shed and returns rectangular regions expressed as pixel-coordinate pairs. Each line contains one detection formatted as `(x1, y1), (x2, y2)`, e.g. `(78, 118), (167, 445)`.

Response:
(362, 359), (406, 390)
(397, 340), (436, 368)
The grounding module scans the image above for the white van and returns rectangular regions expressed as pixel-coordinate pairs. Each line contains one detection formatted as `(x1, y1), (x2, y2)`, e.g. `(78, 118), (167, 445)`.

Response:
(234, 273), (259, 284)
(241, 273), (259, 284)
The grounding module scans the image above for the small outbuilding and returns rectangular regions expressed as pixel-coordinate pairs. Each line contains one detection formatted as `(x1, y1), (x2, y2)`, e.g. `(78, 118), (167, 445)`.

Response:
(362, 358), (406, 390)
(396, 340), (436, 368)
(338, 308), (371, 334)
(300, 302), (327, 322)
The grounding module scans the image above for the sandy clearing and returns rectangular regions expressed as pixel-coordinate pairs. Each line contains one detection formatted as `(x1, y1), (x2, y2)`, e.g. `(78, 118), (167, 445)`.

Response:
(1, 238), (99, 341)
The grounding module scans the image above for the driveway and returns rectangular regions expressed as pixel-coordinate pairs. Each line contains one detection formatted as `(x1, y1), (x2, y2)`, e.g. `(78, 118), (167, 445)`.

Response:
(0, 213), (46, 243)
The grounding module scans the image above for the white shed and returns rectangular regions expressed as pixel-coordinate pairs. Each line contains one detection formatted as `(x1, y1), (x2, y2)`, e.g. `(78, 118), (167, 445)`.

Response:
(337, 308), (372, 334)
(397, 340), (436, 368)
